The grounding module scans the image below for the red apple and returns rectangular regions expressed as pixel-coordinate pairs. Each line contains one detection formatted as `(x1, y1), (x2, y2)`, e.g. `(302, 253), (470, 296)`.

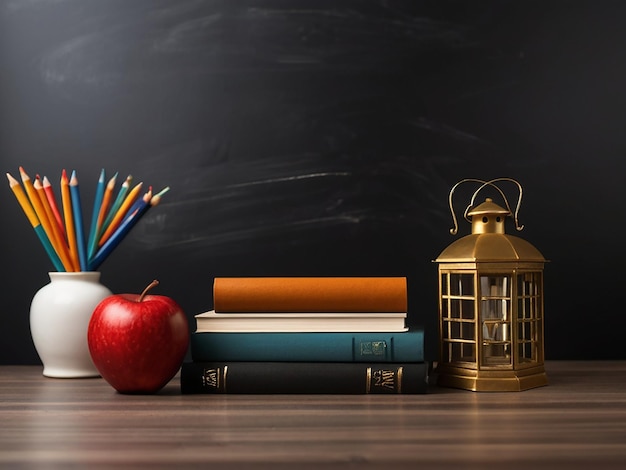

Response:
(88, 280), (189, 394)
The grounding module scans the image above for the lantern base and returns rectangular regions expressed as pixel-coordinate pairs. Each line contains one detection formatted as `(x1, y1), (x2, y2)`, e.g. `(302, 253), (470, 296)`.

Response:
(435, 363), (547, 392)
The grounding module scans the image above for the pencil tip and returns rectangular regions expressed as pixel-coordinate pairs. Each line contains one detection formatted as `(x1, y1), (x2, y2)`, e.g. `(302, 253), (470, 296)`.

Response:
(155, 186), (171, 198)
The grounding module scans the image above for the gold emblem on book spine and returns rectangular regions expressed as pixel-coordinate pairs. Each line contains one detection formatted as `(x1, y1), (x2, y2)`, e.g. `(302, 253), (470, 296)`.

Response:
(360, 341), (387, 356)
(366, 367), (403, 393)
(201, 366), (228, 392)
(202, 368), (220, 389)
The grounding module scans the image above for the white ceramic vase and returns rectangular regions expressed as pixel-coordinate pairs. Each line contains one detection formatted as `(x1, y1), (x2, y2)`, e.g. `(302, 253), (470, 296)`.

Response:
(30, 272), (112, 378)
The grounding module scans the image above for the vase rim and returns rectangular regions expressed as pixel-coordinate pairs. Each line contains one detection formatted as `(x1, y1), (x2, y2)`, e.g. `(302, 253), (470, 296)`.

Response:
(48, 272), (102, 281)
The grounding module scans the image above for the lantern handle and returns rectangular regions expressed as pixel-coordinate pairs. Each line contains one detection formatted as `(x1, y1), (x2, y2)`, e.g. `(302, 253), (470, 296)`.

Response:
(448, 178), (524, 235)
(467, 178), (524, 232)
(448, 178), (493, 235)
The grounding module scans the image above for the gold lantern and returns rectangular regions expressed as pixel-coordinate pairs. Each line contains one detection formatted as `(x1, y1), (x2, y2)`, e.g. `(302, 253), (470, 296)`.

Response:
(434, 178), (547, 391)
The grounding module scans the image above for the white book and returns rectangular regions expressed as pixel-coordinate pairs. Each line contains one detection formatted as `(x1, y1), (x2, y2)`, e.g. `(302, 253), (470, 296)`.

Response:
(194, 310), (408, 333)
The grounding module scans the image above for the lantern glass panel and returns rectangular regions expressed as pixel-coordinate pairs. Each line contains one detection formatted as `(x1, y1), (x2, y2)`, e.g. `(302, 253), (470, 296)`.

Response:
(449, 321), (475, 340)
(440, 272), (477, 365)
(449, 341), (476, 364)
(447, 299), (475, 320)
(449, 273), (474, 297)
(517, 272), (542, 364)
(480, 275), (511, 366)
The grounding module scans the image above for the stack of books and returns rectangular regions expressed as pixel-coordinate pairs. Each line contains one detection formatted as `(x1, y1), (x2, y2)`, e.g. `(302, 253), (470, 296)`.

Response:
(180, 277), (428, 394)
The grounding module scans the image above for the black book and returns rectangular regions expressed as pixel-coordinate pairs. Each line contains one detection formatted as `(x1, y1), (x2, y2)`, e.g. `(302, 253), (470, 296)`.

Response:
(180, 361), (429, 394)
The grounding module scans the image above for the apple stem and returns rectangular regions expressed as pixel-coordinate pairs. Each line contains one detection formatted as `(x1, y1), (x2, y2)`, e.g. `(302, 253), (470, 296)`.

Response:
(139, 280), (160, 302)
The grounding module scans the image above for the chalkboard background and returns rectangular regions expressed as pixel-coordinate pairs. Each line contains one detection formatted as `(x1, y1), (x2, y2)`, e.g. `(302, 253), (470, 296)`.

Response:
(2, 0), (625, 364)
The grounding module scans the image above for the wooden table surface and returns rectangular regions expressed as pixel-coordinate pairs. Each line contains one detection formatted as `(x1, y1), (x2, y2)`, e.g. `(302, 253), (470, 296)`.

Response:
(1, 361), (625, 469)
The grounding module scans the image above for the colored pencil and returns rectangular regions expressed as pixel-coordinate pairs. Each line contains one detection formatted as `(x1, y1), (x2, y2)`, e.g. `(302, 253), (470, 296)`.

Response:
(151, 186), (170, 203)
(60, 169), (80, 271)
(87, 169), (106, 260)
(10, 166), (168, 273)
(94, 172), (118, 243)
(89, 188), (155, 271)
(125, 185), (152, 215)
(69, 170), (88, 271)
(34, 176), (74, 272)
(19, 167), (69, 271)
(19, 168), (55, 244)
(42, 175), (65, 238)
(101, 174), (131, 236)
(98, 181), (143, 247)
(6, 173), (65, 271)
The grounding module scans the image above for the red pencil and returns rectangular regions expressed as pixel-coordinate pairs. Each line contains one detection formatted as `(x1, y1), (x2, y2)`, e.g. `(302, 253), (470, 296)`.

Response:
(42, 175), (66, 238)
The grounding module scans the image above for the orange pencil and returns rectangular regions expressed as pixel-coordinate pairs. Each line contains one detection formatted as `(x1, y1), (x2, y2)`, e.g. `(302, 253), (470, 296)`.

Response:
(100, 174), (131, 234)
(96, 172), (118, 231)
(6, 173), (65, 271)
(60, 169), (81, 271)
(19, 167), (69, 269)
(34, 176), (74, 272)
(98, 181), (143, 246)
(89, 187), (169, 271)
(89, 172), (117, 259)
(42, 175), (65, 238)
(34, 176), (62, 247)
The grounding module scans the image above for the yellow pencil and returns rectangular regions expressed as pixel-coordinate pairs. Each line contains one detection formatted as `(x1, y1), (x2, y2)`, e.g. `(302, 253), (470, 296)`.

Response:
(34, 176), (75, 271)
(61, 169), (81, 271)
(98, 181), (143, 246)
(7, 173), (65, 271)
(19, 167), (70, 268)
(8, 173), (38, 225)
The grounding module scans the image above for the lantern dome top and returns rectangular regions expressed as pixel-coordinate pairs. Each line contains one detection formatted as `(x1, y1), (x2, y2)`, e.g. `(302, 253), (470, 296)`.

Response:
(467, 198), (510, 217)
(435, 233), (545, 263)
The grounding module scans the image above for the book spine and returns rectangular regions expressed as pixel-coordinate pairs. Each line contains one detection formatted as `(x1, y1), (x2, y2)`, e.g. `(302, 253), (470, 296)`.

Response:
(180, 362), (429, 394)
(213, 277), (407, 313)
(190, 331), (424, 362)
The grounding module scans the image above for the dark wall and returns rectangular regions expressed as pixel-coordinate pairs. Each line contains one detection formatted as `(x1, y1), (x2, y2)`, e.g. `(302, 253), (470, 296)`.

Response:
(1, 0), (624, 364)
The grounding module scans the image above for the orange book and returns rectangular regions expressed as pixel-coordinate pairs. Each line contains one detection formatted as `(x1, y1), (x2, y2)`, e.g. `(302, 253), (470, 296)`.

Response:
(213, 277), (407, 313)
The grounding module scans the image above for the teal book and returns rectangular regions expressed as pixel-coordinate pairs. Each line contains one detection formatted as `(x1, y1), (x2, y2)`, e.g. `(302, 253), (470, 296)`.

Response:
(190, 330), (424, 363)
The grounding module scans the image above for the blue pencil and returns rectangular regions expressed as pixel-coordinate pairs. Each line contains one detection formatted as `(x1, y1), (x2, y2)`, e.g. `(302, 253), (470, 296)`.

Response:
(87, 169), (106, 260)
(88, 191), (152, 271)
(88, 187), (169, 271)
(69, 170), (88, 271)
(33, 225), (66, 272)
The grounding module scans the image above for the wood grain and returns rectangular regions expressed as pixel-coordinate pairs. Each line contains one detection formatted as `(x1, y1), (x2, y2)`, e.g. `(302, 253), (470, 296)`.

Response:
(1, 361), (625, 469)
